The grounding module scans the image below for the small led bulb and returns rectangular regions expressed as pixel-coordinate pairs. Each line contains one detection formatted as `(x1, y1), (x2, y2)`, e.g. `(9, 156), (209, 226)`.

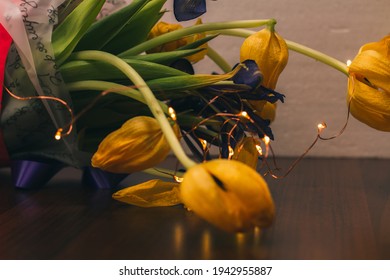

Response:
(317, 122), (327, 133)
(54, 128), (63, 140)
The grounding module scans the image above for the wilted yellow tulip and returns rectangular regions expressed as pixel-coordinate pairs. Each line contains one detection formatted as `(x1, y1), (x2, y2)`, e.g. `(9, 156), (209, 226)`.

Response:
(183, 18), (208, 63)
(148, 21), (187, 53)
(232, 137), (260, 169)
(180, 159), (275, 232)
(348, 35), (390, 131)
(147, 19), (207, 63)
(240, 26), (289, 89)
(249, 100), (276, 122)
(91, 116), (174, 173)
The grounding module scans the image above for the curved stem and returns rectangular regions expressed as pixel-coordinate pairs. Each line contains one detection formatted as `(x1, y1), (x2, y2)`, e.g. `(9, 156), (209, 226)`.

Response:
(69, 50), (197, 169)
(119, 19), (276, 57)
(285, 40), (349, 76)
(209, 28), (349, 76)
(206, 46), (232, 73)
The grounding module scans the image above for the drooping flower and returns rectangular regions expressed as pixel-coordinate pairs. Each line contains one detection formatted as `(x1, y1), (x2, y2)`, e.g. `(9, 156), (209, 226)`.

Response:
(173, 0), (206, 22)
(240, 26), (288, 122)
(91, 116), (177, 173)
(347, 35), (390, 131)
(180, 159), (275, 232)
(184, 18), (208, 63)
(240, 25), (289, 90)
(232, 136), (260, 169)
(147, 19), (208, 63)
(148, 21), (187, 53)
(250, 100), (276, 122)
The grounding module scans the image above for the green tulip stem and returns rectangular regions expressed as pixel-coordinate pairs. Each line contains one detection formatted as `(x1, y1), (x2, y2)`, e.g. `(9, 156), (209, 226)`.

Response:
(66, 80), (168, 112)
(69, 50), (197, 169)
(210, 29), (349, 76)
(206, 46), (232, 73)
(119, 19), (276, 57)
(285, 40), (349, 76)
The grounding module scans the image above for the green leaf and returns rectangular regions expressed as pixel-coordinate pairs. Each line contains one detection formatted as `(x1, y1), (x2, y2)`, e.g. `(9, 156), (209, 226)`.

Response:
(60, 59), (189, 83)
(102, 0), (167, 54)
(52, 0), (106, 65)
(146, 69), (240, 91)
(75, 0), (150, 51)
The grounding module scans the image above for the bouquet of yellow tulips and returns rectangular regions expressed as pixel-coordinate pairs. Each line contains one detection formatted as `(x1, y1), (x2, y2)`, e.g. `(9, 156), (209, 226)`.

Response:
(0, 0), (388, 232)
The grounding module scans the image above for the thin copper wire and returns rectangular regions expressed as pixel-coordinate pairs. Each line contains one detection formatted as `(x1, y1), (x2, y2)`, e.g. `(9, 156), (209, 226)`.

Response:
(264, 91), (352, 179)
(4, 86), (74, 139)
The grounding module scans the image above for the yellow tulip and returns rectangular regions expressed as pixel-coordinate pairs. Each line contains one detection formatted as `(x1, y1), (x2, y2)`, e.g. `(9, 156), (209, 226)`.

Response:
(232, 137), (260, 169)
(91, 116), (174, 173)
(240, 26), (289, 90)
(249, 100), (277, 122)
(183, 18), (208, 63)
(348, 35), (390, 131)
(147, 21), (187, 53)
(180, 159), (275, 232)
(147, 19), (207, 63)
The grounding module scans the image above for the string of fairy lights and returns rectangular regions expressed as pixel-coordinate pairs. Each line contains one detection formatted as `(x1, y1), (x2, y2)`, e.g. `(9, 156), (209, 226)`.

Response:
(3, 57), (353, 183)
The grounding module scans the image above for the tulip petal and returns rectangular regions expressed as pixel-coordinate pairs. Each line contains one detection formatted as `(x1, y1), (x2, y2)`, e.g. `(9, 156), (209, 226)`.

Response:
(232, 137), (259, 169)
(348, 74), (390, 131)
(232, 60), (263, 89)
(170, 58), (195, 74)
(174, 0), (206, 22)
(349, 49), (390, 94)
(113, 179), (181, 207)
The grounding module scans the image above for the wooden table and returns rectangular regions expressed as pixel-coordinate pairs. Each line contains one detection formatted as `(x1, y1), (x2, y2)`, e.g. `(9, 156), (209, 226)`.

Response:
(0, 157), (389, 260)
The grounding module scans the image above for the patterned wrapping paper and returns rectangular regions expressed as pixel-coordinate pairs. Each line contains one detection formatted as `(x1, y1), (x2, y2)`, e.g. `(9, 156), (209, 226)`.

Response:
(0, 0), (137, 187)
(0, 0), (92, 168)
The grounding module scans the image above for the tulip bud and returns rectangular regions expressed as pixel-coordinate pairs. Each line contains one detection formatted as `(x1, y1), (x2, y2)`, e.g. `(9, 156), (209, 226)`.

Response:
(180, 159), (275, 232)
(91, 116), (174, 173)
(348, 35), (390, 131)
(240, 26), (289, 89)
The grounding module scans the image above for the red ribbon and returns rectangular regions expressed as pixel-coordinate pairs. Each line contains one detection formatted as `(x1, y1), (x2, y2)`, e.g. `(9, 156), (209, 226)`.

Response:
(0, 23), (12, 166)
(0, 23), (12, 105)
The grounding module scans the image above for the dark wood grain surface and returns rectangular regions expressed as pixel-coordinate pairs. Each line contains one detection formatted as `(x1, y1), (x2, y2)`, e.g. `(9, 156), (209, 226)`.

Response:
(0, 157), (389, 260)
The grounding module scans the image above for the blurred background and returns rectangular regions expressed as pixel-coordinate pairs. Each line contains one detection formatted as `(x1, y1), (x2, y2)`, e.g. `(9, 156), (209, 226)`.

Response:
(159, 0), (390, 158)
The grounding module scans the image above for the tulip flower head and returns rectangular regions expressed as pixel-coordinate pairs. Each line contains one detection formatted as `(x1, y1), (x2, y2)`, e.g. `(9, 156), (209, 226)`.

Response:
(240, 25), (288, 123)
(348, 35), (390, 131)
(147, 19), (208, 63)
(91, 116), (175, 173)
(180, 159), (275, 232)
(240, 25), (289, 90)
(148, 21), (187, 53)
